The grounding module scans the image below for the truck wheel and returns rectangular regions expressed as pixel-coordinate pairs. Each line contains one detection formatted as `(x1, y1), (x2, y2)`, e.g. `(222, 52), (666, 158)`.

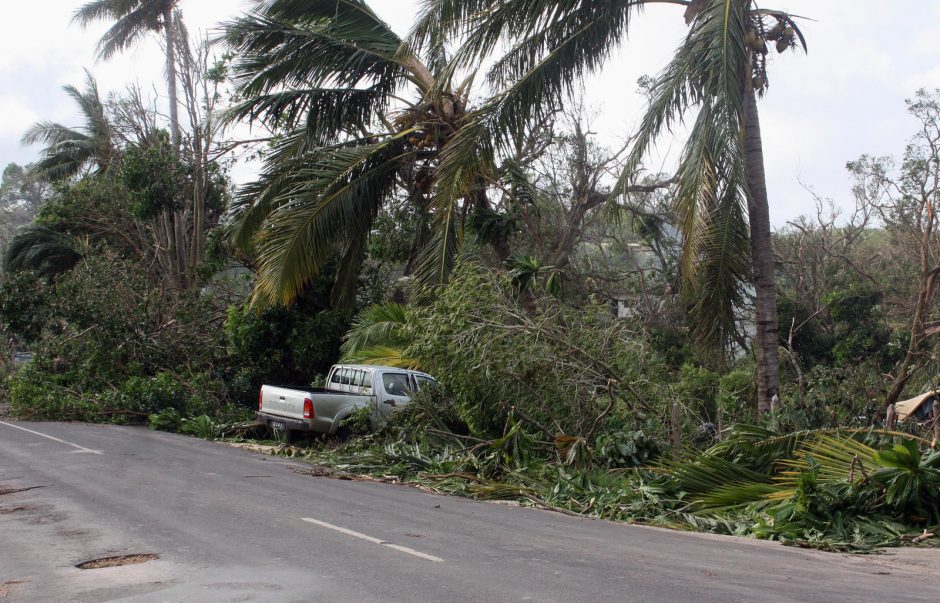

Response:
(333, 425), (352, 442)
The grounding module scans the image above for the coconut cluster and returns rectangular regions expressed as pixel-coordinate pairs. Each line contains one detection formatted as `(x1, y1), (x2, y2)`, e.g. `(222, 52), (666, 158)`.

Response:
(746, 15), (799, 93)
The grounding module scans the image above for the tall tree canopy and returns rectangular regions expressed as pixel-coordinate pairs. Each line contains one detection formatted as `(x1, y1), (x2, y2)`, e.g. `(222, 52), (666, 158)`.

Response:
(74, 0), (183, 146)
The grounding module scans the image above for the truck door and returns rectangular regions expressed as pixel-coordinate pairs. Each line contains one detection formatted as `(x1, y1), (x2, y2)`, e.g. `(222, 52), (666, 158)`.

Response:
(377, 371), (412, 412)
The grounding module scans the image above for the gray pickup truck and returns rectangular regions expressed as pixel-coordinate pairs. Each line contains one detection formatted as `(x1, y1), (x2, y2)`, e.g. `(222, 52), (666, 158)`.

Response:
(256, 364), (437, 441)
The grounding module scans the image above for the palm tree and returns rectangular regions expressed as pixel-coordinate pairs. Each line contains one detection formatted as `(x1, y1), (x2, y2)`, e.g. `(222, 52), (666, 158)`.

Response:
(620, 3), (806, 412)
(73, 0), (182, 148)
(425, 0), (805, 412)
(221, 0), (539, 307)
(22, 71), (117, 182)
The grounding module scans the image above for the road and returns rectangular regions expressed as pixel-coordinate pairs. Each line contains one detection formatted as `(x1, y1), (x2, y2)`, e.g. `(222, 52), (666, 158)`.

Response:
(1, 421), (939, 602)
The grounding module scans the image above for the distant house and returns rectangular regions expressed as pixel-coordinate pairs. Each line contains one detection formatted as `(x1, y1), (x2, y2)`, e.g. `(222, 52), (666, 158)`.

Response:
(896, 391), (939, 422)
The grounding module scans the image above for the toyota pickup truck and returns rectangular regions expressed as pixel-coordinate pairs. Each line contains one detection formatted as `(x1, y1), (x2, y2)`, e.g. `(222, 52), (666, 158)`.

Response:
(256, 364), (437, 441)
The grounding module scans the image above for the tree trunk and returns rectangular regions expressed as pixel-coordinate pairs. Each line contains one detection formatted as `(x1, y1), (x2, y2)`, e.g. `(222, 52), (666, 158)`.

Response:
(743, 88), (781, 413)
(886, 211), (938, 405)
(163, 7), (181, 149)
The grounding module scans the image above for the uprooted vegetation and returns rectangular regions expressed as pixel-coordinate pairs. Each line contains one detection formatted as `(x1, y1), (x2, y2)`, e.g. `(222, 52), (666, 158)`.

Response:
(257, 264), (940, 552)
(294, 410), (940, 552)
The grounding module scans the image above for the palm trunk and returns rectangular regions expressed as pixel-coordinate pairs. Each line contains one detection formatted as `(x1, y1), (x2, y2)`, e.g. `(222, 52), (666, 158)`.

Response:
(163, 7), (181, 149)
(743, 88), (781, 413)
(163, 6), (186, 288)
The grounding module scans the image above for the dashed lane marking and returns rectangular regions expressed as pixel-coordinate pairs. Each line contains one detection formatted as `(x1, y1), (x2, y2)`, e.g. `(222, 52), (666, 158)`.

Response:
(301, 517), (444, 563)
(0, 421), (103, 455)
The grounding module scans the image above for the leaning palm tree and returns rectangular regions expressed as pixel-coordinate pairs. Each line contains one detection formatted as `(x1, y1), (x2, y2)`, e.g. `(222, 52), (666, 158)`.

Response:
(221, 0), (541, 308)
(621, 3), (806, 412)
(422, 0), (805, 412)
(21, 71), (117, 181)
(73, 0), (182, 147)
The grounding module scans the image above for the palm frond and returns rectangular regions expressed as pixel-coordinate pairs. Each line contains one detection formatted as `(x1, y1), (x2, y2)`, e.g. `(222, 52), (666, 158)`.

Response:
(342, 345), (420, 369)
(80, 1), (166, 60)
(614, 0), (752, 352)
(222, 1), (404, 101)
(341, 302), (411, 356)
(4, 225), (84, 277)
(21, 72), (115, 182)
(413, 195), (463, 287)
(248, 134), (410, 306)
(224, 87), (388, 144)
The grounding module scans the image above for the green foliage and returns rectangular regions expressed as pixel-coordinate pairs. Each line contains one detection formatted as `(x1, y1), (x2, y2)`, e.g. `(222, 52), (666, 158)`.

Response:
(826, 285), (891, 366)
(181, 415), (219, 439)
(408, 261), (668, 438)
(149, 407), (183, 432)
(873, 441), (940, 519)
(782, 362), (886, 430)
(120, 139), (185, 220)
(224, 275), (350, 405)
(676, 364), (720, 420)
(718, 368), (755, 417)
(594, 430), (660, 468)
(120, 373), (193, 415)
(647, 324), (693, 371)
(0, 270), (52, 342)
(340, 405), (374, 436)
(2, 252), (227, 423)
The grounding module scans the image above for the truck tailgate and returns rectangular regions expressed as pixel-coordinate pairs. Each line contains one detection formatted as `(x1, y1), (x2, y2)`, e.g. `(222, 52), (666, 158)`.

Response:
(260, 385), (309, 421)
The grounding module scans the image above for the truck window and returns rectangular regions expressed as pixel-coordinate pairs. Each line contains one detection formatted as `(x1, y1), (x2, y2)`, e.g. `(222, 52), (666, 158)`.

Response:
(414, 375), (437, 390)
(352, 369), (366, 393)
(382, 373), (410, 396)
(330, 369), (342, 385)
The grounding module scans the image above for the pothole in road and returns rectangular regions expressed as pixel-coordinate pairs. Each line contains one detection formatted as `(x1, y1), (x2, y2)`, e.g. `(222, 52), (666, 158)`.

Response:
(76, 554), (159, 570)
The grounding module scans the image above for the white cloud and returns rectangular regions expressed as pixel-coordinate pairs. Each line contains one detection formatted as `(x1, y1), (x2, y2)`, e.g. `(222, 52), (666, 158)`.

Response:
(0, 96), (39, 137)
(2, 0), (939, 226)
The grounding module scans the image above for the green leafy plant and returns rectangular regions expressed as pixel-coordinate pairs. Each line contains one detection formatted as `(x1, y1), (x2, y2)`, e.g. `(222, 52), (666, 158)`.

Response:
(594, 430), (661, 468)
(873, 441), (940, 520)
(181, 415), (219, 439)
(149, 408), (183, 432)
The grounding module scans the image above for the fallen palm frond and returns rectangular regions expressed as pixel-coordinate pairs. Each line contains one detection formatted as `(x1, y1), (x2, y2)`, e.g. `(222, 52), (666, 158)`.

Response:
(290, 422), (940, 553)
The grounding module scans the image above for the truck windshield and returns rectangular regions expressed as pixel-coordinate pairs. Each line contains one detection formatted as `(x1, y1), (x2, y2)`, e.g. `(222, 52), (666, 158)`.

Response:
(382, 373), (410, 396)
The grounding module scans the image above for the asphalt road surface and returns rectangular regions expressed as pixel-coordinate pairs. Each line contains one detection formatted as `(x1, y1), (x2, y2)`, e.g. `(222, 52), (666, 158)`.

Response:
(2, 421), (939, 602)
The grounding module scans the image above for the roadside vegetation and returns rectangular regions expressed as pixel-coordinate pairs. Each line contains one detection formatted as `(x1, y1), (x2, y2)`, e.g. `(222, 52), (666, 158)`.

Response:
(1, 0), (938, 552)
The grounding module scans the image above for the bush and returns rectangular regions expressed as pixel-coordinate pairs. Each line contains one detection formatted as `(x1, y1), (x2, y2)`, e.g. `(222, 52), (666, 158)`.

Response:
(717, 367), (755, 420)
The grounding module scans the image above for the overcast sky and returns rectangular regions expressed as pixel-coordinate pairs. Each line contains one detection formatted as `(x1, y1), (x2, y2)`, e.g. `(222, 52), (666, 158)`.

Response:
(2, 1), (939, 227)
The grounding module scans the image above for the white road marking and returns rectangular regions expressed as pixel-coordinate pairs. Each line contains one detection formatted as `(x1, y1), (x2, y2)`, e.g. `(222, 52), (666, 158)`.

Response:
(301, 517), (444, 563)
(0, 421), (103, 455)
